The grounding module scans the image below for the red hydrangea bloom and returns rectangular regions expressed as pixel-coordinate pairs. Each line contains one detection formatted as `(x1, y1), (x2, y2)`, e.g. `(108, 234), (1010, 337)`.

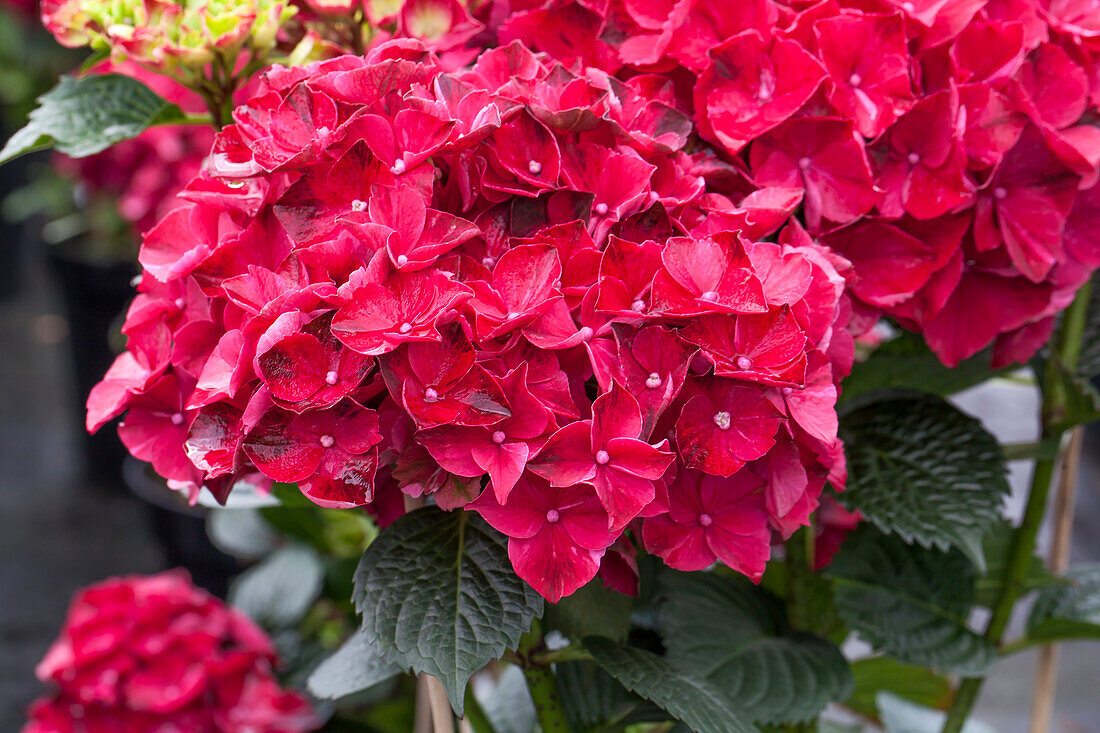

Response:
(23, 571), (317, 733)
(80, 37), (857, 602)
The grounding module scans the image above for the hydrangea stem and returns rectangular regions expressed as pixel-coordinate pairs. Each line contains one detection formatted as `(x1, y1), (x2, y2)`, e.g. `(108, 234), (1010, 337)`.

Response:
(516, 621), (570, 732)
(786, 524), (817, 632)
(940, 281), (1092, 733)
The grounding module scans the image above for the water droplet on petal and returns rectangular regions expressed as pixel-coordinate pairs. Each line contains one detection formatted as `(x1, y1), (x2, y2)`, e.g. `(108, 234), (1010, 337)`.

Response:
(595, 450), (610, 465)
(492, 431), (506, 444)
(646, 372), (662, 389)
(325, 370), (338, 386)
(698, 513), (713, 527)
(594, 202), (609, 216)
(546, 509), (560, 523)
(398, 322), (413, 334)
(320, 435), (335, 448)
(528, 160), (542, 175)
(713, 412), (732, 430)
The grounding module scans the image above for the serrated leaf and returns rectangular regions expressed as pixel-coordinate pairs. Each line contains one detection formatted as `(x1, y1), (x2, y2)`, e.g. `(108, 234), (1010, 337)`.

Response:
(877, 692), (993, 733)
(1027, 563), (1100, 642)
(556, 659), (640, 732)
(229, 545), (324, 629)
(828, 528), (995, 676)
(973, 521), (1063, 608)
(1, 74), (188, 164)
(584, 637), (758, 733)
(353, 508), (542, 715)
(845, 658), (951, 721)
(544, 578), (632, 644)
(660, 572), (852, 725)
(307, 629), (402, 701)
(841, 332), (1003, 405)
(839, 393), (1009, 570)
(1075, 273), (1100, 380)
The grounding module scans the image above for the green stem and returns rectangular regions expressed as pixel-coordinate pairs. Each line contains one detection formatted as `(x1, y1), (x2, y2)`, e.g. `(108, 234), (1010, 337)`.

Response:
(463, 685), (497, 733)
(516, 621), (570, 732)
(532, 643), (594, 665)
(785, 524), (817, 633)
(940, 281), (1092, 733)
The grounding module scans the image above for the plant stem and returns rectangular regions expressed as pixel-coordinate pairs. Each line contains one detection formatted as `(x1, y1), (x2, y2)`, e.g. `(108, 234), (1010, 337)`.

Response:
(940, 282), (1092, 733)
(516, 621), (570, 732)
(785, 524), (816, 632)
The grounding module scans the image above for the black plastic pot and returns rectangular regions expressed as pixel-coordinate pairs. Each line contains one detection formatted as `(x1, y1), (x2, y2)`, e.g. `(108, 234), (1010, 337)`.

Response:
(46, 247), (136, 486)
(124, 458), (242, 598)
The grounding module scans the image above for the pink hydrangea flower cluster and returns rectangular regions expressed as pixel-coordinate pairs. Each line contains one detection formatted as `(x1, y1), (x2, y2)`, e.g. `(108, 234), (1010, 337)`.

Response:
(88, 40), (853, 601)
(486, 0), (1100, 367)
(24, 571), (317, 733)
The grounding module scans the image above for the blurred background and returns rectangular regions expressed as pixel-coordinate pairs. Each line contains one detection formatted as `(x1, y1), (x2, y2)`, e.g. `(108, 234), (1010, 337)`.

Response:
(0, 3), (1098, 731)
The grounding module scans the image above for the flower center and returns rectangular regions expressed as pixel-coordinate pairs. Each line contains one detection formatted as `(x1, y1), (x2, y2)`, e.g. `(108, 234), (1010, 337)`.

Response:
(506, 311), (519, 319)
(390, 159), (407, 175)
(758, 87), (772, 102)
(546, 509), (560, 523)
(907, 152), (921, 165)
(481, 256), (496, 268)
(798, 157), (812, 171)
(781, 386), (794, 395)
(646, 372), (662, 389)
(398, 322), (413, 334)
(631, 299), (646, 312)
(170, 412), (184, 426)
(736, 356), (753, 370)
(226, 180), (245, 189)
(424, 387), (439, 402)
(901, 1), (915, 11)
(492, 430), (506, 444)
(594, 202), (609, 216)
(578, 325), (594, 341)
(320, 434), (335, 448)
(396, 254), (409, 267)
(700, 290), (718, 302)
(848, 72), (862, 87)
(325, 370), (339, 386)
(528, 160), (543, 175)
(351, 199), (366, 211)
(595, 450), (610, 465)
(698, 513), (713, 527)
(174, 297), (186, 310)
(993, 186), (1008, 200)
(713, 412), (732, 430)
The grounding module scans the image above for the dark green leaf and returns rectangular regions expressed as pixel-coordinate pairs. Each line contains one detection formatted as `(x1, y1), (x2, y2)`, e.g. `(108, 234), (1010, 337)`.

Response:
(841, 332), (1003, 406)
(1075, 272), (1100, 380)
(353, 508), (542, 715)
(544, 578), (632, 644)
(229, 545), (324, 629)
(839, 393), (1009, 569)
(555, 659), (640, 732)
(660, 572), (851, 725)
(973, 521), (1063, 608)
(1, 74), (188, 163)
(845, 657), (951, 721)
(584, 637), (758, 733)
(828, 528), (994, 676)
(307, 630), (402, 701)
(1027, 564), (1100, 642)
(1044, 358), (1100, 430)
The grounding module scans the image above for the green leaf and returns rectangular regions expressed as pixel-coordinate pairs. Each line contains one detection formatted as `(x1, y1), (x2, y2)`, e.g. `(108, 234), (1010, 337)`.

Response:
(353, 508), (542, 715)
(307, 629), (402, 701)
(841, 331), (1003, 405)
(828, 528), (995, 676)
(584, 637), (758, 733)
(555, 659), (641, 732)
(660, 572), (852, 725)
(1075, 272), (1100, 380)
(845, 657), (951, 721)
(1027, 563), (1100, 642)
(0, 74), (188, 164)
(229, 545), (324, 629)
(544, 578), (633, 644)
(1043, 358), (1100, 430)
(973, 521), (1063, 608)
(839, 393), (1010, 570)
(877, 692), (993, 733)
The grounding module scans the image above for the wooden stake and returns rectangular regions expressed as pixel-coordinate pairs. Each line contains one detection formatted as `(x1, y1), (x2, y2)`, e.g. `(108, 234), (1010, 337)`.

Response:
(1028, 427), (1084, 733)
